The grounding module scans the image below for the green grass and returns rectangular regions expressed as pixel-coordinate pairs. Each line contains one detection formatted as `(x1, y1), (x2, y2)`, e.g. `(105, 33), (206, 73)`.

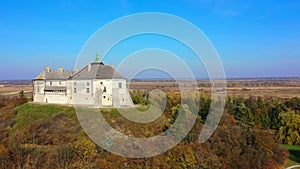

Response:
(280, 144), (300, 167)
(12, 103), (74, 132)
(135, 105), (150, 112)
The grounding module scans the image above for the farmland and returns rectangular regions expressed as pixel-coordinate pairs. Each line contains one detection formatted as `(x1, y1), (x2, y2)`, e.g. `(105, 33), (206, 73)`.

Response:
(1, 78), (300, 98)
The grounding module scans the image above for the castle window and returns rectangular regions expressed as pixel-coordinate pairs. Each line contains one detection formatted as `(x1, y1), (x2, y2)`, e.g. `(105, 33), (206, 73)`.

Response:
(103, 96), (106, 99)
(74, 82), (76, 85)
(59, 81), (62, 85)
(87, 88), (90, 93)
(103, 87), (107, 93)
(50, 81), (52, 86)
(100, 82), (103, 85)
(74, 88), (77, 93)
(118, 82), (122, 89)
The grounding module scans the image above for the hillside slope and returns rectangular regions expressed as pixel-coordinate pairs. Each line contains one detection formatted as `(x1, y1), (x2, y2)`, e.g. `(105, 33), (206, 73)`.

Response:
(0, 103), (289, 169)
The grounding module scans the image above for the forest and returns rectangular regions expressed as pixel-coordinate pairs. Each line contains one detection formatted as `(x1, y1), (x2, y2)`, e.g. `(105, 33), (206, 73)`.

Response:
(0, 90), (299, 168)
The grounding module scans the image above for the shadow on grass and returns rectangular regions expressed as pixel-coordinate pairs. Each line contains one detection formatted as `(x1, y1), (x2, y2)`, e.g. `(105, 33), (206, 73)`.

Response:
(289, 149), (300, 163)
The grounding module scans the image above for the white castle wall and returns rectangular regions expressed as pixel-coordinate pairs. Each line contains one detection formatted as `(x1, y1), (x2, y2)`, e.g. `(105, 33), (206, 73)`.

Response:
(45, 80), (67, 86)
(44, 92), (68, 104)
(33, 80), (45, 103)
(71, 80), (94, 106)
(33, 77), (133, 107)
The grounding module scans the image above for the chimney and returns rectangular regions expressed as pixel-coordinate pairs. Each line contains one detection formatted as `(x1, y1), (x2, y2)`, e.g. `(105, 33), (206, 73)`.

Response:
(58, 66), (64, 73)
(88, 64), (91, 72)
(44, 66), (51, 72)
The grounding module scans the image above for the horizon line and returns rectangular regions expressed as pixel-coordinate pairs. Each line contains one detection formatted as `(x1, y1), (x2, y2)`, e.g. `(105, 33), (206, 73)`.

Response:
(0, 76), (299, 81)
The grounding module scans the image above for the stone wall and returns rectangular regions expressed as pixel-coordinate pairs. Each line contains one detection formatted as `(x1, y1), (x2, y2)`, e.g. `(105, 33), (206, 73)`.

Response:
(33, 78), (133, 108)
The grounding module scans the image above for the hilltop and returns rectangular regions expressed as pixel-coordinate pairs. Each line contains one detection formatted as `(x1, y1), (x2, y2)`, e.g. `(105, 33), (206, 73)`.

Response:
(0, 96), (295, 168)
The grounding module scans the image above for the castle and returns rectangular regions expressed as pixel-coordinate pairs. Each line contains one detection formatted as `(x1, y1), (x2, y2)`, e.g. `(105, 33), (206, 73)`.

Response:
(33, 57), (133, 108)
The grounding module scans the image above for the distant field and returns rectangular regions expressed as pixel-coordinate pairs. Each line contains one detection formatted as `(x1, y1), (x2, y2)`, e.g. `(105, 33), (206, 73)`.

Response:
(224, 86), (300, 98)
(129, 78), (300, 98)
(1, 78), (300, 98)
(0, 86), (32, 97)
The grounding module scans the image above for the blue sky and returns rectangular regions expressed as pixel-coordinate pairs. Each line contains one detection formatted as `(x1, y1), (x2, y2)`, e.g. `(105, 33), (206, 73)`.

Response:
(0, 0), (299, 79)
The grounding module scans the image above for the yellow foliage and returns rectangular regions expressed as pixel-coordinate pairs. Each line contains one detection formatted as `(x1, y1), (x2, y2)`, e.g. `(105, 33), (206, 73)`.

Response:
(74, 138), (97, 160)
(0, 144), (8, 157)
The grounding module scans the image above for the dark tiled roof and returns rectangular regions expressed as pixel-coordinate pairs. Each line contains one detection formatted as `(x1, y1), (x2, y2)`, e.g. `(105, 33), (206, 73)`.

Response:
(45, 70), (74, 80)
(34, 62), (124, 80)
(34, 69), (74, 80)
(71, 62), (125, 80)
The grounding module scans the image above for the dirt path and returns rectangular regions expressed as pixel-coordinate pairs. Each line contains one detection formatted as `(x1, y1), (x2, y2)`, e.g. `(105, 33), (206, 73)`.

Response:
(286, 165), (300, 169)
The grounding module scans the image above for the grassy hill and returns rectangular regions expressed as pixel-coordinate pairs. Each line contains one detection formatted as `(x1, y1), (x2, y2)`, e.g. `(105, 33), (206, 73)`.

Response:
(0, 101), (293, 169)
(12, 104), (74, 132)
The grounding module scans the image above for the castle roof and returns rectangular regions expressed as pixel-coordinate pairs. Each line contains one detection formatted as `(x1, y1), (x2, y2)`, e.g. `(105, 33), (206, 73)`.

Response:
(46, 70), (74, 80)
(34, 68), (74, 80)
(34, 62), (124, 80)
(70, 62), (125, 80)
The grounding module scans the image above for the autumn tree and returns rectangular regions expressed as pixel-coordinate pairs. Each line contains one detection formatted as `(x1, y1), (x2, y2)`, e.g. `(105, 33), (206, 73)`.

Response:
(0, 144), (8, 169)
(55, 144), (75, 169)
(74, 138), (97, 168)
(279, 110), (300, 145)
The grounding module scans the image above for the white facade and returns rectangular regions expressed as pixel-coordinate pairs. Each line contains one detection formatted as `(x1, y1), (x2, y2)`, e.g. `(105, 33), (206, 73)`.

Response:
(33, 62), (133, 108)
